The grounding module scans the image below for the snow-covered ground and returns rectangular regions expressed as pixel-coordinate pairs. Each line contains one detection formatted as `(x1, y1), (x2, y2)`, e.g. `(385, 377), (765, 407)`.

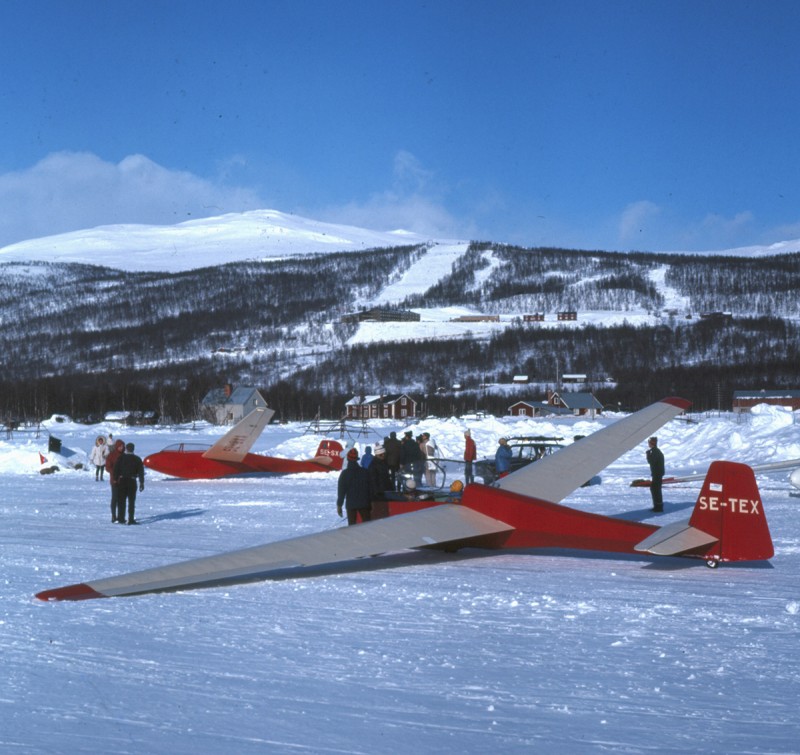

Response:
(3, 405), (799, 753)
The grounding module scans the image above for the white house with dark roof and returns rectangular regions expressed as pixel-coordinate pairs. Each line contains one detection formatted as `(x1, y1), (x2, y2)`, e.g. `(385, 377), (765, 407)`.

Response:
(201, 384), (268, 425)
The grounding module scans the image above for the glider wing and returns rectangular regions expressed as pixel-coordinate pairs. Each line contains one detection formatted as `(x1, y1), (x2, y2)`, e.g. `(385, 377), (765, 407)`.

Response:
(36, 505), (514, 601)
(497, 397), (691, 502)
(202, 407), (274, 463)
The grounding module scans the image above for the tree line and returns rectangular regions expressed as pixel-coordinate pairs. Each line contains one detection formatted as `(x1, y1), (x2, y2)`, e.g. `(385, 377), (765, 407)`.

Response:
(1, 244), (799, 423)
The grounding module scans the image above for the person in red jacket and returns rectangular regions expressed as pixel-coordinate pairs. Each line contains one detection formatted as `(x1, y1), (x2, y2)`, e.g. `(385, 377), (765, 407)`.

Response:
(463, 429), (477, 485)
(104, 439), (125, 523)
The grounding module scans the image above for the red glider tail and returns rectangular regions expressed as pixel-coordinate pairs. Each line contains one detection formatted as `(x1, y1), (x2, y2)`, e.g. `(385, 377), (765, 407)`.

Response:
(636, 461), (774, 564)
(688, 461), (774, 563)
(314, 440), (344, 470)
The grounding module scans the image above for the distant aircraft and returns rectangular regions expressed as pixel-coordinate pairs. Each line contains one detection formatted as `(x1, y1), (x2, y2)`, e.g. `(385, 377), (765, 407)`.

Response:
(631, 458), (800, 488)
(143, 407), (344, 479)
(36, 398), (775, 602)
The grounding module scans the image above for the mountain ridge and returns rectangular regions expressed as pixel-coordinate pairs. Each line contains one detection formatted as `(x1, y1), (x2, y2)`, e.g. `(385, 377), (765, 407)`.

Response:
(2, 208), (798, 274)
(1, 212), (799, 422)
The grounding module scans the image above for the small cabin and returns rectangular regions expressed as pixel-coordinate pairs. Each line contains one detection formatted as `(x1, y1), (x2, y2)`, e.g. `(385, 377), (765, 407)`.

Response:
(345, 393), (418, 420)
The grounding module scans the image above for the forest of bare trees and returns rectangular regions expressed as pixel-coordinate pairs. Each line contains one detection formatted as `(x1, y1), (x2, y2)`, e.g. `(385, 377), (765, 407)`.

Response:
(1, 244), (798, 422)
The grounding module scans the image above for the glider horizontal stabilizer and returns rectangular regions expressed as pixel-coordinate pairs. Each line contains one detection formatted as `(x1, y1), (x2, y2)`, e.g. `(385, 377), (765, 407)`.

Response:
(634, 520), (718, 556)
(36, 505), (514, 601)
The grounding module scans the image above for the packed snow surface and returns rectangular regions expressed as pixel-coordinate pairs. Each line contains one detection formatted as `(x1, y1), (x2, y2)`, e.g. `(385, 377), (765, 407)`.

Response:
(3, 404), (800, 753)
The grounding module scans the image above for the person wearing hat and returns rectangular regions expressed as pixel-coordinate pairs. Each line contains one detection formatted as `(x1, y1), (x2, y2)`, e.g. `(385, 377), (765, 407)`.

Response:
(336, 447), (373, 525)
(495, 437), (513, 478)
(463, 429), (476, 485)
(368, 442), (392, 500)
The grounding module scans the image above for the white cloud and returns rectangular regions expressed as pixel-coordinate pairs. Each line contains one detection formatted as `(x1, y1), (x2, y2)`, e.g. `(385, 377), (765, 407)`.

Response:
(317, 150), (475, 239)
(618, 200), (661, 242)
(0, 152), (262, 246)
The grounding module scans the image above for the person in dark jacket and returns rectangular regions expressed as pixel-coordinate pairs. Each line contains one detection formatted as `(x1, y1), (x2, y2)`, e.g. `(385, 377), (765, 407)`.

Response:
(368, 443), (392, 500)
(336, 448), (372, 525)
(105, 439), (126, 522)
(400, 430), (424, 487)
(383, 431), (402, 490)
(113, 442), (145, 524)
(646, 436), (665, 512)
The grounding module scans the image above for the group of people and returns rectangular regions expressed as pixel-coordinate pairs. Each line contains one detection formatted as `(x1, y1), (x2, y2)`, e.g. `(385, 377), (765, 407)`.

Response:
(335, 430), (442, 525)
(90, 434), (145, 524)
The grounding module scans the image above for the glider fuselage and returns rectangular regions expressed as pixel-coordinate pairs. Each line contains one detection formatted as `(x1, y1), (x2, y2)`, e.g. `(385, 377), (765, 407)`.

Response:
(143, 447), (342, 479)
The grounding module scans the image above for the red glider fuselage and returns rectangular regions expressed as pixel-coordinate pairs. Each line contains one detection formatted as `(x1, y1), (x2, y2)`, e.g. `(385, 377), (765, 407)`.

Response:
(143, 440), (344, 479)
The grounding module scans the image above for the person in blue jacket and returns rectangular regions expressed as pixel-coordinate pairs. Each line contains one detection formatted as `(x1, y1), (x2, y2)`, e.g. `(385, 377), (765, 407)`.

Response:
(495, 437), (513, 477)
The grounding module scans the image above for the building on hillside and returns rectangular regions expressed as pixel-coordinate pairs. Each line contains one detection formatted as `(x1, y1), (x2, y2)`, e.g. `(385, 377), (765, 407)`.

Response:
(341, 307), (420, 323)
(450, 314), (500, 323)
(345, 393), (417, 420)
(523, 313), (545, 322)
(562, 373), (587, 384)
(201, 384), (268, 425)
(512, 375), (529, 384)
(732, 389), (800, 413)
(557, 311), (578, 321)
(700, 311), (733, 323)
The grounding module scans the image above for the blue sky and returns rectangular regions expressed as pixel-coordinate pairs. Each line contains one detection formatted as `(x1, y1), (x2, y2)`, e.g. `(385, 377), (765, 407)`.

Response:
(1, 0), (799, 251)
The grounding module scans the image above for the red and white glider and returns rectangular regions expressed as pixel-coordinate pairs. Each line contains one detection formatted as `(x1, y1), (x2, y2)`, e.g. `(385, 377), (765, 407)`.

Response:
(37, 397), (774, 602)
(143, 407), (344, 479)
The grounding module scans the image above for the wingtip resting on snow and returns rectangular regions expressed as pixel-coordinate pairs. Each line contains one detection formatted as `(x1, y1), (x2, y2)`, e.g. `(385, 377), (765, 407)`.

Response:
(36, 583), (105, 602)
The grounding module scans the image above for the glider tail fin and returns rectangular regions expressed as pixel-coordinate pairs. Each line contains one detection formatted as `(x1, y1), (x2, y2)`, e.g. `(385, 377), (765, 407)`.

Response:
(313, 440), (344, 470)
(635, 460), (773, 563)
(688, 460), (774, 563)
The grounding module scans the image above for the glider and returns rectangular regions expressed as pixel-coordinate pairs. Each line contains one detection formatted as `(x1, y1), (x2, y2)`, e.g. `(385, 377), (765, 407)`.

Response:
(630, 457), (800, 488)
(36, 397), (774, 602)
(143, 407), (344, 479)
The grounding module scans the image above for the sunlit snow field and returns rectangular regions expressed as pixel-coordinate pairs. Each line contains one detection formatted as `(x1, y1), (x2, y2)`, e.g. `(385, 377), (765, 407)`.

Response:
(3, 406), (799, 753)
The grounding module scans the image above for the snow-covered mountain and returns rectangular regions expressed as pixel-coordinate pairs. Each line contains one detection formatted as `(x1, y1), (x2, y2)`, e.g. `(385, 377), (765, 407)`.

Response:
(1, 207), (798, 273)
(0, 209), (458, 273)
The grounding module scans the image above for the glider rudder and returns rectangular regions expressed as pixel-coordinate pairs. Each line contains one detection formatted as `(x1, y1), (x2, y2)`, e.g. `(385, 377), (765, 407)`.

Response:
(688, 460), (773, 563)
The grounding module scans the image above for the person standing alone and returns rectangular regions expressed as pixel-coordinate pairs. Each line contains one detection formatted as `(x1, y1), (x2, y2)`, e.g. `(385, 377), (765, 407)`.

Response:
(646, 436), (665, 513)
(89, 436), (108, 481)
(463, 429), (476, 485)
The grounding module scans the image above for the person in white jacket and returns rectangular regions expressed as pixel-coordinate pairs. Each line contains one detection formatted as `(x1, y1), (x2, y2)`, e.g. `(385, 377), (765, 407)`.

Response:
(89, 436), (109, 481)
